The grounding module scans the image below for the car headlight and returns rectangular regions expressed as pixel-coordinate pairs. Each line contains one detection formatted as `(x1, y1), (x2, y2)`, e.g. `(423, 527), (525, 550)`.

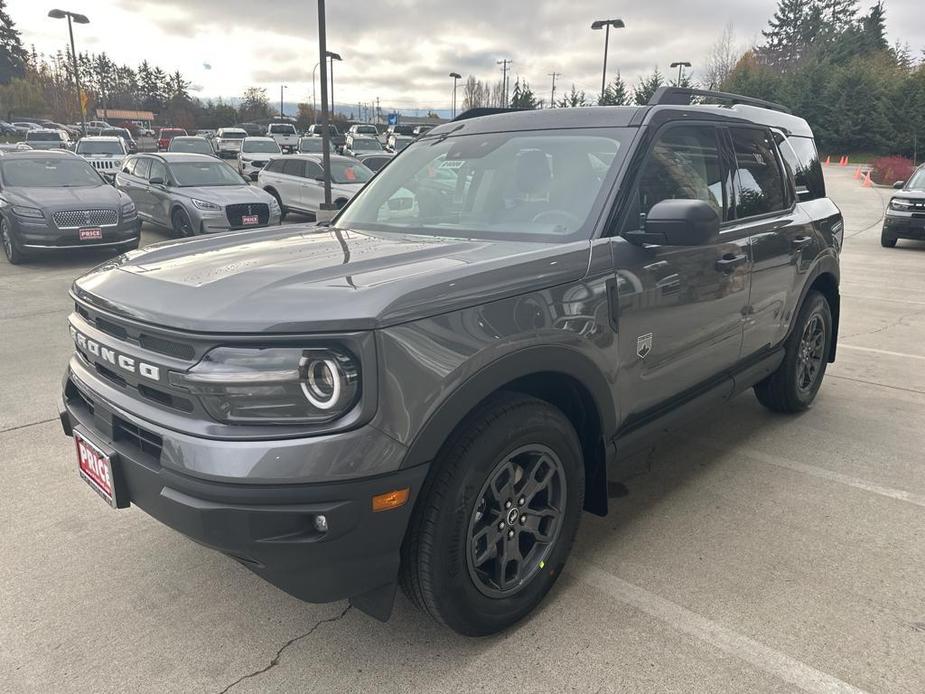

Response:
(11, 205), (44, 219)
(169, 346), (360, 424)
(889, 198), (913, 211)
(121, 200), (136, 215)
(191, 198), (221, 211)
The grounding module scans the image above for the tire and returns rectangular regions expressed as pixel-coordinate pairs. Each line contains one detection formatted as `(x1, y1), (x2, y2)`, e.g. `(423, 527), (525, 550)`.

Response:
(171, 208), (195, 238)
(1, 216), (26, 265)
(400, 392), (585, 636)
(266, 189), (287, 221)
(754, 290), (832, 413)
(880, 229), (897, 248)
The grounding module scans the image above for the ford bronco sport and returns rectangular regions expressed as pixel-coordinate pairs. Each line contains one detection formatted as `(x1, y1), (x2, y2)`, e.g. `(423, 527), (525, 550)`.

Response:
(60, 88), (842, 636)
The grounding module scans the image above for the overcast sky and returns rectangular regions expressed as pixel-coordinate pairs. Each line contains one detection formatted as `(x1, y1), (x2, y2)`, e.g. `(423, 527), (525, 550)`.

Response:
(9, 0), (925, 114)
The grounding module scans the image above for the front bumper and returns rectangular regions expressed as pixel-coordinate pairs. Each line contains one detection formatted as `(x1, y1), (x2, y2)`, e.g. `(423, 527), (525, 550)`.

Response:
(13, 214), (140, 250)
(883, 211), (925, 239)
(240, 160), (269, 181)
(59, 363), (428, 612)
(194, 207), (281, 234)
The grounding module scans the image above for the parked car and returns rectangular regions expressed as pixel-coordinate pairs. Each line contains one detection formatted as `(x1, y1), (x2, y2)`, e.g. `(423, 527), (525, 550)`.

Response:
(115, 152), (280, 236)
(386, 134), (413, 152)
(881, 163), (925, 247)
(214, 127), (248, 159)
(75, 136), (127, 180)
(100, 127), (138, 154)
(266, 123), (299, 152)
(383, 123), (416, 141)
(343, 135), (384, 158)
(194, 129), (216, 138)
(347, 124), (379, 137)
(24, 129), (72, 150)
(0, 120), (18, 135)
(168, 136), (215, 156)
(257, 153), (372, 218)
(237, 137), (282, 180)
(57, 87), (843, 636)
(297, 136), (336, 154)
(304, 123), (346, 149)
(0, 150), (139, 264)
(157, 127), (187, 151)
(12, 122), (42, 134)
(355, 152), (394, 172)
(237, 122), (265, 137)
(87, 120), (112, 130)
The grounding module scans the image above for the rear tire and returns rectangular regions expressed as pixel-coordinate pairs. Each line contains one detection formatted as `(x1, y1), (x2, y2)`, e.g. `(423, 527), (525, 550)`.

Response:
(1, 217), (26, 265)
(400, 392), (584, 636)
(754, 290), (832, 413)
(880, 229), (897, 248)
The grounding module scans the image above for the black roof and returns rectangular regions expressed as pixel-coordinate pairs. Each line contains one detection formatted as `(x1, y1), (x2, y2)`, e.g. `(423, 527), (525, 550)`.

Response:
(428, 102), (813, 139)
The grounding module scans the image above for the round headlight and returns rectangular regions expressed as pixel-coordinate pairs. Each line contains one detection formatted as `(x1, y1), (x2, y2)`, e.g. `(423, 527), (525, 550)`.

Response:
(300, 357), (343, 410)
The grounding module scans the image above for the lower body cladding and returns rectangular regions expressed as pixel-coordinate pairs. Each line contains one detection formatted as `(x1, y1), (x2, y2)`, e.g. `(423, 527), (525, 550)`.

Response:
(882, 213), (925, 241)
(59, 362), (429, 621)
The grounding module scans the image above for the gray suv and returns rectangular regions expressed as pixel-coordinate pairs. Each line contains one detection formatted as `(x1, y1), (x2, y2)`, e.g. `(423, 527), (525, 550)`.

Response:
(59, 88), (842, 635)
(115, 153), (280, 236)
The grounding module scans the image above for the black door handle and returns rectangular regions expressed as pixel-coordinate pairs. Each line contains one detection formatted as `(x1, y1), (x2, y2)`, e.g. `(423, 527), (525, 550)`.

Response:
(715, 253), (747, 273)
(791, 236), (812, 250)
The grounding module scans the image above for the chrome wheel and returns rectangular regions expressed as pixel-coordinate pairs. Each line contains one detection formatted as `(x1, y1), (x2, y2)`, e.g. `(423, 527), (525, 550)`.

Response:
(796, 313), (825, 394)
(466, 444), (566, 598)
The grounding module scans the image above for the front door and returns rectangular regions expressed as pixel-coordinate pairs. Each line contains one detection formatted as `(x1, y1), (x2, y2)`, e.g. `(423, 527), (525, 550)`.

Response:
(613, 123), (751, 418)
(147, 159), (172, 227)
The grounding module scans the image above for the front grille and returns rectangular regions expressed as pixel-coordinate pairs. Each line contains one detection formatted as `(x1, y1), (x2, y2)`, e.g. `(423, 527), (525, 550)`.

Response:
(113, 417), (163, 460)
(88, 159), (119, 170)
(225, 202), (269, 227)
(95, 316), (128, 340)
(54, 209), (118, 229)
(139, 333), (195, 360)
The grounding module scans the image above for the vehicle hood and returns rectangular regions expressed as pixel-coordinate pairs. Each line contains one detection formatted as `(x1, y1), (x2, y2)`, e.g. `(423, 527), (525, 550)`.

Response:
(72, 225), (591, 333)
(893, 189), (925, 201)
(8, 185), (123, 209)
(172, 185), (272, 205)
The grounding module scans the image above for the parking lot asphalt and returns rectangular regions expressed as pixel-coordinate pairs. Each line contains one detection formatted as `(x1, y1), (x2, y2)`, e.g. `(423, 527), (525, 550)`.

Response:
(1, 167), (923, 694)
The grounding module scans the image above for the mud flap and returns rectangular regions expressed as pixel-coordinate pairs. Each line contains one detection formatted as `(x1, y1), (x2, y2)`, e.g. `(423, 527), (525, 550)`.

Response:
(349, 581), (398, 622)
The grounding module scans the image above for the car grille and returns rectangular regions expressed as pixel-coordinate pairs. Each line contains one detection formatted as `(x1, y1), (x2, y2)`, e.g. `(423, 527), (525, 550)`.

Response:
(87, 159), (121, 171)
(225, 203), (269, 227)
(113, 416), (164, 460)
(54, 209), (118, 229)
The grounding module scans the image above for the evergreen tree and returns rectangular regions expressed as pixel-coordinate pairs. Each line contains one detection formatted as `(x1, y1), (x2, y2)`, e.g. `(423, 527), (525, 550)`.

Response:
(859, 1), (888, 53)
(760, 0), (811, 68)
(556, 84), (588, 108)
(510, 78), (539, 109)
(0, 0), (26, 84)
(599, 73), (630, 105)
(633, 68), (664, 105)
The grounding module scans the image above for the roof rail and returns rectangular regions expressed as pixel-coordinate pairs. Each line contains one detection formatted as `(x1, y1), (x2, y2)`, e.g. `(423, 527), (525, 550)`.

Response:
(452, 107), (525, 122)
(648, 87), (791, 114)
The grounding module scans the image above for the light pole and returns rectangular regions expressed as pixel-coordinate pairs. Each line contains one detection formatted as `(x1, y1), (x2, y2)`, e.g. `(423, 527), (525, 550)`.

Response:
(670, 61), (692, 86)
(280, 84), (287, 118)
(328, 51), (342, 120)
(449, 72), (461, 118)
(48, 9), (89, 137)
(591, 18), (625, 103)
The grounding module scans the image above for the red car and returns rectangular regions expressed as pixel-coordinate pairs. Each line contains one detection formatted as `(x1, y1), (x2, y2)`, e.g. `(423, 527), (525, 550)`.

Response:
(156, 128), (187, 151)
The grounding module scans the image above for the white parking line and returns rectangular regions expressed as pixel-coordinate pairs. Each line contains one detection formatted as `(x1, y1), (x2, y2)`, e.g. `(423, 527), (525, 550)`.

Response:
(572, 562), (868, 694)
(700, 441), (925, 509)
(838, 343), (925, 361)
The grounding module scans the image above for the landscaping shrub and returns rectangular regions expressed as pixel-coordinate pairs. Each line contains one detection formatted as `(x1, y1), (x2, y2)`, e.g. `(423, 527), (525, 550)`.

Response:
(869, 156), (915, 185)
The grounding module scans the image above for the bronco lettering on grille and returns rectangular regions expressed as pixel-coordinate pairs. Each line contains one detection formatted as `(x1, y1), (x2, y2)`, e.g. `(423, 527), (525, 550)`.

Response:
(70, 327), (161, 382)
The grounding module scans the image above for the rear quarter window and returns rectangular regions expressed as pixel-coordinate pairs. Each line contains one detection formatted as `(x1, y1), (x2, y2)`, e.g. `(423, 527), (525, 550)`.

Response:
(779, 135), (825, 201)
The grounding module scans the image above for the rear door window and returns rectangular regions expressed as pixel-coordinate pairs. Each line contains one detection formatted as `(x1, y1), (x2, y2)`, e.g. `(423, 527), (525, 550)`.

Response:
(134, 157), (152, 180)
(304, 161), (324, 179)
(779, 136), (825, 201)
(281, 159), (305, 177)
(149, 160), (167, 182)
(729, 127), (788, 218)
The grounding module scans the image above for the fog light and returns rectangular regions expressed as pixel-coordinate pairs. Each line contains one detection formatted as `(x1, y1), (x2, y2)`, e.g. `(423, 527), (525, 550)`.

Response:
(314, 514), (328, 533)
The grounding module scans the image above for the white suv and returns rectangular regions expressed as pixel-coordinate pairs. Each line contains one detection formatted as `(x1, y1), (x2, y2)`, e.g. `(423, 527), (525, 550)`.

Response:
(75, 136), (126, 180)
(237, 137), (281, 180)
(257, 154), (373, 218)
(214, 127), (248, 158)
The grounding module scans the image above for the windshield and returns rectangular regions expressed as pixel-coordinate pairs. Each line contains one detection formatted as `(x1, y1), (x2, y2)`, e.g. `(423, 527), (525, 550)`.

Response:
(337, 129), (628, 242)
(354, 125), (377, 134)
(331, 160), (374, 185)
(168, 161), (244, 186)
(1, 157), (101, 187)
(393, 125), (415, 136)
(905, 168), (925, 191)
(298, 137), (333, 153)
(101, 129), (130, 139)
(351, 138), (382, 152)
(26, 132), (63, 141)
(269, 124), (296, 134)
(169, 138), (212, 153)
(243, 139), (281, 153)
(220, 130), (247, 139)
(77, 141), (124, 155)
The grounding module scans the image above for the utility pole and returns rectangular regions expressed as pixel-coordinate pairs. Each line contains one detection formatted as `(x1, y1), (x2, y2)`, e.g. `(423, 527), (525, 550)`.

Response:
(317, 0), (335, 219)
(548, 72), (560, 108)
(497, 58), (512, 108)
(376, 96), (380, 125)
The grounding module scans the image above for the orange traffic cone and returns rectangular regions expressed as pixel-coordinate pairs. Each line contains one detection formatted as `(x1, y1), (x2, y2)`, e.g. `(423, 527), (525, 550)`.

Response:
(840, 156), (848, 166)
(862, 172), (872, 187)
(842, 156), (849, 166)
(824, 155), (831, 165)
(853, 165), (862, 179)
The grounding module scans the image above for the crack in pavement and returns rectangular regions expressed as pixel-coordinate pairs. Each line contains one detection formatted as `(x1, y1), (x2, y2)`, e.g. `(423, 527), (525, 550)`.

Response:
(839, 308), (925, 340)
(0, 417), (58, 434)
(216, 604), (352, 694)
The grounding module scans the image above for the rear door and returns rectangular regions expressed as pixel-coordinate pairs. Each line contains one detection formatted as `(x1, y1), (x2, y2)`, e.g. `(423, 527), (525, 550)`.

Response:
(301, 160), (326, 212)
(277, 159), (306, 209)
(130, 157), (153, 219)
(722, 126), (810, 357)
(614, 122), (751, 415)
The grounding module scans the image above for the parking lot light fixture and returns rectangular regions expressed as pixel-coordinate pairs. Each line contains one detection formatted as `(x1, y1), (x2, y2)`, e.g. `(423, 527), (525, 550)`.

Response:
(48, 9), (90, 137)
(449, 72), (461, 118)
(670, 61), (692, 86)
(326, 51), (342, 120)
(591, 18), (625, 102)
(280, 84), (287, 118)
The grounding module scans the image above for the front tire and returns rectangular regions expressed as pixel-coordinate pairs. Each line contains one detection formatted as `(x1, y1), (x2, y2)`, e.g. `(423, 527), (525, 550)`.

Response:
(171, 208), (195, 238)
(401, 393), (584, 636)
(754, 290), (832, 413)
(880, 228), (897, 248)
(266, 188), (287, 221)
(1, 216), (26, 265)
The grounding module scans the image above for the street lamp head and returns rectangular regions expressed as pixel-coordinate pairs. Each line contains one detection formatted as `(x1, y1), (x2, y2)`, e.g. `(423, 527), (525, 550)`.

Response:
(449, 72), (461, 79)
(670, 61), (692, 68)
(591, 18), (624, 30)
(326, 51), (342, 61)
(48, 9), (66, 18)
(72, 13), (89, 24)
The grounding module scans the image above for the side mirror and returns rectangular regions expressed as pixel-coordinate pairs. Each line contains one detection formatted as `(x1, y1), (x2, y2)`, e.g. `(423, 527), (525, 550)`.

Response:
(626, 199), (720, 246)
(893, 180), (906, 189)
(149, 176), (165, 186)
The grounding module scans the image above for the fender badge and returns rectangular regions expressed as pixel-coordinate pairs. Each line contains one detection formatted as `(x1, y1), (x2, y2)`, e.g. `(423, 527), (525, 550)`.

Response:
(636, 333), (653, 359)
